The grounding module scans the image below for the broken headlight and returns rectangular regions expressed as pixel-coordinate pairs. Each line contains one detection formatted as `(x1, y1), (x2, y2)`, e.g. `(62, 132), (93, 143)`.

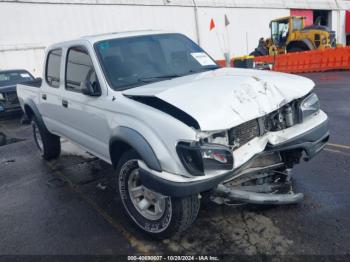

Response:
(300, 93), (320, 121)
(0, 93), (4, 101)
(176, 142), (233, 176)
(196, 130), (229, 145)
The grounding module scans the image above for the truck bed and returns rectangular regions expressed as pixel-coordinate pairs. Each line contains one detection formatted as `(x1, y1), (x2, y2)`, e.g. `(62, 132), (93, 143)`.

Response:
(16, 80), (42, 113)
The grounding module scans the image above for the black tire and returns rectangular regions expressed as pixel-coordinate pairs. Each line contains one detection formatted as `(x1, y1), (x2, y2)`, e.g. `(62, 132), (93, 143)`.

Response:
(32, 116), (61, 160)
(288, 47), (306, 53)
(116, 149), (200, 239)
(20, 114), (30, 125)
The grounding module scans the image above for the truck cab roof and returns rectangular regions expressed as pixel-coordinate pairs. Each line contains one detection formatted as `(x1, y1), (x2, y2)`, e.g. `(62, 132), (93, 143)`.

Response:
(48, 30), (171, 50)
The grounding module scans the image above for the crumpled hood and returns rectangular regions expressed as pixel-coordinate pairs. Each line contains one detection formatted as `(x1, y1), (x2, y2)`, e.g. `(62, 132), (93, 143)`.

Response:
(123, 68), (314, 131)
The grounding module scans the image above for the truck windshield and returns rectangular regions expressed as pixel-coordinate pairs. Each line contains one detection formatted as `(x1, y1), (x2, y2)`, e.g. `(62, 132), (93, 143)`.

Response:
(94, 33), (219, 90)
(0, 70), (34, 87)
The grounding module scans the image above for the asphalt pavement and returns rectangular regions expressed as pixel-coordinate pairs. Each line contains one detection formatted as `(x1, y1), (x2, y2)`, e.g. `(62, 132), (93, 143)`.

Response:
(0, 71), (349, 259)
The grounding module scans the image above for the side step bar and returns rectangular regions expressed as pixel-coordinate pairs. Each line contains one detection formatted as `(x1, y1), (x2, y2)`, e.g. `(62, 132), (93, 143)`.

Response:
(213, 184), (304, 205)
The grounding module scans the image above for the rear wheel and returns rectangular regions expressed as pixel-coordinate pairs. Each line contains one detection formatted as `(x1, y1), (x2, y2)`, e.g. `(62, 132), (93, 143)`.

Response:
(116, 149), (200, 239)
(32, 116), (61, 160)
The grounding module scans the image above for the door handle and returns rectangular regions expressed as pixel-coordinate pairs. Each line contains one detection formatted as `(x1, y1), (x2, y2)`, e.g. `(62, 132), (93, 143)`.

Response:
(62, 100), (68, 108)
(42, 94), (47, 100)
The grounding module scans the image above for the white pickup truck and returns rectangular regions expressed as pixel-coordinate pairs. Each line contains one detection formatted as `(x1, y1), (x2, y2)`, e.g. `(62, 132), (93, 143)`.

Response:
(17, 31), (329, 238)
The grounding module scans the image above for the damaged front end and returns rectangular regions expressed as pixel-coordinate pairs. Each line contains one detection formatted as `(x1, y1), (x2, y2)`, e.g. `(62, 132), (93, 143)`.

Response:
(211, 152), (303, 205)
(138, 89), (329, 206)
(172, 93), (328, 205)
(175, 139), (308, 205)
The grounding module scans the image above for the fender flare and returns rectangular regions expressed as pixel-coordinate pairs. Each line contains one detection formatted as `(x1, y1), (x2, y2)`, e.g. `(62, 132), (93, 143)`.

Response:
(109, 126), (161, 172)
(23, 99), (48, 132)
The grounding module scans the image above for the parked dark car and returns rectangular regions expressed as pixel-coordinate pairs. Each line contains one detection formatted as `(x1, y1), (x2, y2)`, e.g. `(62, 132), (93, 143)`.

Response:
(0, 69), (34, 117)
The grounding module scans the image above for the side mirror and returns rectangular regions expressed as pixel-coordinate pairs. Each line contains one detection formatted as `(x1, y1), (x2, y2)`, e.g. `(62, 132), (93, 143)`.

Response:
(81, 80), (101, 96)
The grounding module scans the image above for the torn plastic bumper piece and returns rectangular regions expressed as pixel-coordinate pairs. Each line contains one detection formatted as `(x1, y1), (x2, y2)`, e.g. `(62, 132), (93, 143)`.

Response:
(212, 184), (304, 205)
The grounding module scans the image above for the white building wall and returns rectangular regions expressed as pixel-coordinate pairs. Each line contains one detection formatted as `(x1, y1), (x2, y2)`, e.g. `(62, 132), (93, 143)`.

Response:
(0, 48), (46, 77)
(0, 0), (348, 76)
(331, 10), (347, 45)
(0, 2), (198, 76)
(196, 8), (289, 59)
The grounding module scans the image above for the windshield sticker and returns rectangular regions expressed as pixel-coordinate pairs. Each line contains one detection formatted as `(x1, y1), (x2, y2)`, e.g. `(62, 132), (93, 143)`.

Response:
(191, 52), (216, 66)
(98, 41), (110, 50)
(20, 73), (31, 78)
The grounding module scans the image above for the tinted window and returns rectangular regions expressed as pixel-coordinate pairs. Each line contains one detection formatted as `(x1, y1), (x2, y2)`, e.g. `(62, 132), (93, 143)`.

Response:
(66, 46), (97, 92)
(46, 49), (62, 88)
(95, 33), (219, 90)
(0, 70), (34, 87)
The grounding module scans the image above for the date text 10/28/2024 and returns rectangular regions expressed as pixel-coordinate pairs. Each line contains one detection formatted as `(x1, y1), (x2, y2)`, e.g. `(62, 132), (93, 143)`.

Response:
(127, 256), (220, 261)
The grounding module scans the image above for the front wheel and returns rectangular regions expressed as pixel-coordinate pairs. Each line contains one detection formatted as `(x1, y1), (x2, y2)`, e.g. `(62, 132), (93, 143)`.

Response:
(116, 150), (200, 239)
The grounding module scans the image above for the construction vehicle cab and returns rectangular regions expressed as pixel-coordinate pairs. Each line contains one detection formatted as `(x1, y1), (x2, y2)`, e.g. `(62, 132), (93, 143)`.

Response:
(251, 16), (336, 56)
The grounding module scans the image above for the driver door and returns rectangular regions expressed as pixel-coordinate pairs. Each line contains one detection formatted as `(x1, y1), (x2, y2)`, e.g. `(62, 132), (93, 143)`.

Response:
(60, 45), (110, 160)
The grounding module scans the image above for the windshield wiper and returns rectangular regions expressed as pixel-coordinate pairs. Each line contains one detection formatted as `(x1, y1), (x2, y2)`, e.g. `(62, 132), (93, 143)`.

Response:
(117, 67), (220, 90)
(138, 74), (181, 82)
(181, 66), (220, 76)
(117, 74), (181, 90)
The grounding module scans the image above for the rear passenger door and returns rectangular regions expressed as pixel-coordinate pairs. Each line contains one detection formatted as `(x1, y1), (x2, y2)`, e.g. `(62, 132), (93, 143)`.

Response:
(40, 48), (66, 135)
(60, 45), (110, 160)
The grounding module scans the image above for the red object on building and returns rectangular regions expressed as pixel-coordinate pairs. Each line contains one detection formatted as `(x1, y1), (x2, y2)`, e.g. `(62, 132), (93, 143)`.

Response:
(290, 9), (313, 26)
(346, 11), (350, 34)
(209, 18), (215, 31)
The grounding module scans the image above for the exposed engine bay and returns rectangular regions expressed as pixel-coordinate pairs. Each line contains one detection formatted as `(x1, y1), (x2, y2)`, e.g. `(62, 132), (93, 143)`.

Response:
(194, 96), (324, 206)
(202, 98), (303, 150)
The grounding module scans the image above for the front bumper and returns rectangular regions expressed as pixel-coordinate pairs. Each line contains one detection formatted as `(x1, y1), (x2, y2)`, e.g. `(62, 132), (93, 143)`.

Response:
(267, 117), (329, 160)
(213, 184), (304, 205)
(139, 117), (329, 197)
